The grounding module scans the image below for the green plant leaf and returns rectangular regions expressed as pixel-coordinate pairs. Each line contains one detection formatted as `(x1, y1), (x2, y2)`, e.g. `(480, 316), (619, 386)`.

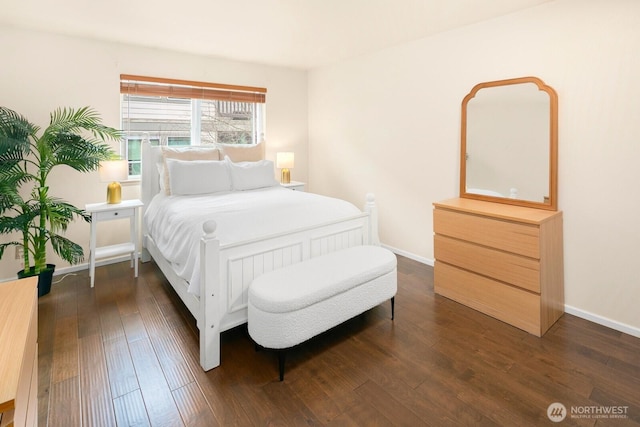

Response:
(50, 233), (85, 264)
(0, 105), (121, 270)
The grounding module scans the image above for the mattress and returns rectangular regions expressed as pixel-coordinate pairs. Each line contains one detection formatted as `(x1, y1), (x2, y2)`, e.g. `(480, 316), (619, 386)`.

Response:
(144, 186), (362, 294)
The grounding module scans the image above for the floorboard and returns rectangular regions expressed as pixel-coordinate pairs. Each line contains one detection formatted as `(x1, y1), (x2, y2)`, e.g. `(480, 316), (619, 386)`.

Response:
(37, 256), (640, 426)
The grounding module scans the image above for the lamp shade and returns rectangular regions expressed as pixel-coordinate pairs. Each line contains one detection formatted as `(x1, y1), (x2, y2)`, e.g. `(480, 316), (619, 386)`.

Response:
(276, 152), (294, 169)
(99, 159), (128, 182)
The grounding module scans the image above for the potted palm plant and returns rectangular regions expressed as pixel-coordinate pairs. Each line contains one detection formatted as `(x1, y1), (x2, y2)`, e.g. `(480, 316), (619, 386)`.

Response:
(0, 106), (120, 296)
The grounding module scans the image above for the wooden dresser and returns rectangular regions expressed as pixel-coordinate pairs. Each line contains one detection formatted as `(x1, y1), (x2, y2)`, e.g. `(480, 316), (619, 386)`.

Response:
(433, 198), (564, 336)
(0, 277), (38, 427)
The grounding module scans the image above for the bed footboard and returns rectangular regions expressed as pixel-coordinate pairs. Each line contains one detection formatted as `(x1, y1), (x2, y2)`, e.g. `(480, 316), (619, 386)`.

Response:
(196, 198), (378, 372)
(199, 220), (221, 370)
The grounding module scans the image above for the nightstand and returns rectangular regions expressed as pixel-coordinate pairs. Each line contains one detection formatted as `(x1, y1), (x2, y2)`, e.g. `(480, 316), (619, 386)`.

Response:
(281, 181), (306, 191)
(85, 199), (143, 287)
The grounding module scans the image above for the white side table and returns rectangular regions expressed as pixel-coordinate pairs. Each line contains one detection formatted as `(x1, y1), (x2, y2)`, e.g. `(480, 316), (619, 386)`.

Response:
(85, 199), (143, 287)
(281, 181), (306, 191)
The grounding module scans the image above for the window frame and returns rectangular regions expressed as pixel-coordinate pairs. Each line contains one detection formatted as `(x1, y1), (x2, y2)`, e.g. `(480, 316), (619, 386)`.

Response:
(120, 74), (267, 178)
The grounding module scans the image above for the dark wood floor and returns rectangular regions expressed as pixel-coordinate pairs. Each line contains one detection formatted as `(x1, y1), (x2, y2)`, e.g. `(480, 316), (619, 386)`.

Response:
(37, 255), (640, 426)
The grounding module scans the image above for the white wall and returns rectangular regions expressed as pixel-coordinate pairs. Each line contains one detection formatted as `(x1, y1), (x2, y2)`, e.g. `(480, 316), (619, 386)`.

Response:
(2, 0), (638, 336)
(0, 26), (308, 279)
(308, 0), (640, 334)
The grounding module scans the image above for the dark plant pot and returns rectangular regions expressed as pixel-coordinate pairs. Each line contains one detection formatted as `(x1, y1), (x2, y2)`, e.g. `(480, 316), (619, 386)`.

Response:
(18, 264), (56, 297)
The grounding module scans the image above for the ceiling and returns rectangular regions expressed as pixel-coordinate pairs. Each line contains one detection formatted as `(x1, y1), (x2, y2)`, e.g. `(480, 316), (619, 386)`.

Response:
(1, 0), (551, 69)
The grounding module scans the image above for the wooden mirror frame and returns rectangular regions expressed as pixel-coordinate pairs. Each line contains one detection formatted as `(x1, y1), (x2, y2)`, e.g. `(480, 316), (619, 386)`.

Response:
(460, 76), (558, 211)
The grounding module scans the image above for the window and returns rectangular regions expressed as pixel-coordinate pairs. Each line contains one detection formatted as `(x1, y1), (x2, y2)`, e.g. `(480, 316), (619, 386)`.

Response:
(120, 74), (267, 177)
(125, 136), (160, 176)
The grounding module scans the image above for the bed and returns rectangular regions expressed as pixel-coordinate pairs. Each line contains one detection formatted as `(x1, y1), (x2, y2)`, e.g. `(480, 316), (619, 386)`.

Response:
(140, 141), (379, 371)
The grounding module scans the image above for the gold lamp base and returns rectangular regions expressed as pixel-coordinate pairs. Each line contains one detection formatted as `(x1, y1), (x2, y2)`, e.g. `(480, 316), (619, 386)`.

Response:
(106, 182), (122, 204)
(280, 168), (290, 184)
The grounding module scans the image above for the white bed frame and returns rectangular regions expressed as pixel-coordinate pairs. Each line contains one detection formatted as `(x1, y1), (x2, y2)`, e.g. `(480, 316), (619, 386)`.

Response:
(140, 142), (380, 371)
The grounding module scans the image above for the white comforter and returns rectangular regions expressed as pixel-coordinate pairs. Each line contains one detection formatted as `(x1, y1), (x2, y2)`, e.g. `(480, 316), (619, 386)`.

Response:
(144, 186), (362, 294)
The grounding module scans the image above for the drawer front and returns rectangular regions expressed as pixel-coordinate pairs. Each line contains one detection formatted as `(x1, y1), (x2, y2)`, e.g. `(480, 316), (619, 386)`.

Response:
(95, 208), (134, 221)
(434, 262), (541, 336)
(434, 235), (540, 293)
(434, 208), (540, 258)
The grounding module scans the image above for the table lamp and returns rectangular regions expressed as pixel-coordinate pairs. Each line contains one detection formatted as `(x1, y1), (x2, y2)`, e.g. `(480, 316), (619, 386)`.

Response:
(99, 159), (128, 204)
(276, 152), (294, 184)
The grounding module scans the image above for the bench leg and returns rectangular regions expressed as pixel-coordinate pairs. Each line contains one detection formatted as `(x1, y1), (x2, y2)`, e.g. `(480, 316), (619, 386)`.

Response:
(391, 297), (395, 320)
(278, 350), (286, 381)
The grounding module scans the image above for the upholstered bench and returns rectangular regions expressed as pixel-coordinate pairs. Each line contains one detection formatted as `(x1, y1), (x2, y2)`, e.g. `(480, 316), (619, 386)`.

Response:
(247, 245), (397, 380)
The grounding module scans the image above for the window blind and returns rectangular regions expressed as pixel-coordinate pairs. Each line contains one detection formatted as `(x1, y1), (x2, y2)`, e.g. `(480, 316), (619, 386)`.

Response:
(119, 74), (267, 103)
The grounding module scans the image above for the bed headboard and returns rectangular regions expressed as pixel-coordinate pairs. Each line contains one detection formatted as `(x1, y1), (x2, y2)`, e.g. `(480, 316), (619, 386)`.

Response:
(141, 142), (163, 209)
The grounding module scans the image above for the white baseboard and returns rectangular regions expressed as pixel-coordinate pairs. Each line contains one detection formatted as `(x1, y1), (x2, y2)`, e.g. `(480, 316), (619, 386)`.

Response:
(382, 244), (434, 266)
(53, 254), (134, 276)
(564, 304), (640, 338)
(0, 254), (134, 284)
(380, 245), (640, 339)
(12, 249), (639, 340)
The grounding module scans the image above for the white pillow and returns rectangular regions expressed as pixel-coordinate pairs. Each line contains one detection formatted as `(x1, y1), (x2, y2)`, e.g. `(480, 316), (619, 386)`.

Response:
(165, 159), (232, 195)
(161, 146), (222, 195)
(225, 156), (278, 191)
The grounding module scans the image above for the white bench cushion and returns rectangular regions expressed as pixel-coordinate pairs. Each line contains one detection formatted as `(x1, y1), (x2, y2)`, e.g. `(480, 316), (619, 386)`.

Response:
(249, 245), (397, 314)
(248, 245), (397, 350)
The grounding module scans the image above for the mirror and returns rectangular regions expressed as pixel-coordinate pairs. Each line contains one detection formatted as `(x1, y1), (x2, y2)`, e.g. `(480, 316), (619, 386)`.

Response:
(460, 76), (558, 210)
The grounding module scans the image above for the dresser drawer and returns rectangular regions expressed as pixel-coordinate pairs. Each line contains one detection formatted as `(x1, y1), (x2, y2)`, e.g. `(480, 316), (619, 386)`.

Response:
(434, 235), (540, 293)
(95, 208), (134, 221)
(434, 262), (542, 336)
(434, 208), (540, 258)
